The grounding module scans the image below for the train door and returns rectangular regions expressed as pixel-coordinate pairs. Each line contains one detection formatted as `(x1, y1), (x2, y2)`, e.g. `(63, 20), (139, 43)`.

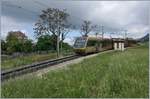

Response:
(94, 40), (101, 52)
(95, 43), (98, 52)
(97, 41), (102, 51)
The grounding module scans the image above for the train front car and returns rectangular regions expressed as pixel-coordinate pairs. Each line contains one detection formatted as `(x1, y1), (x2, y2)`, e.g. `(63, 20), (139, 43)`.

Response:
(73, 37), (88, 55)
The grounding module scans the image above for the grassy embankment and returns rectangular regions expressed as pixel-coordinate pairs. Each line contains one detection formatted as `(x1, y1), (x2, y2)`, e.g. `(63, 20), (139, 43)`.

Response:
(1, 50), (73, 70)
(1, 53), (57, 70)
(1, 44), (149, 98)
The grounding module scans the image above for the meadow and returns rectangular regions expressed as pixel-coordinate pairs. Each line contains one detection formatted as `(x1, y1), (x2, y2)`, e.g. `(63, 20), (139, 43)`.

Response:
(1, 44), (149, 98)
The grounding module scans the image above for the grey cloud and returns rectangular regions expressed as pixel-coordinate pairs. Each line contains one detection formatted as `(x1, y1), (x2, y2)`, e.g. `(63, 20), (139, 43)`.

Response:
(1, 0), (150, 38)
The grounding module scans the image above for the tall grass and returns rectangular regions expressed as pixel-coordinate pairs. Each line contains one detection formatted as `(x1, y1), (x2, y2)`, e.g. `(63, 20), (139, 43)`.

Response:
(1, 50), (74, 70)
(1, 45), (149, 98)
(1, 53), (57, 70)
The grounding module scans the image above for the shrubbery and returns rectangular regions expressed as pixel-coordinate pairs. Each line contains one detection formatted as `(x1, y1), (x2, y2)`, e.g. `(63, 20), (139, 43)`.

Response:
(1, 31), (72, 55)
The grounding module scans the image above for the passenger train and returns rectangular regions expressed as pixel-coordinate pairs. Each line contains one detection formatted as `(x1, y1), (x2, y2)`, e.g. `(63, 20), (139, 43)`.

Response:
(73, 36), (137, 55)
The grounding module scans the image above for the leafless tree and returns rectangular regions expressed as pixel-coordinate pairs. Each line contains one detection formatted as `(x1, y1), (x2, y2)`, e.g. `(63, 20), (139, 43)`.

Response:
(80, 20), (96, 37)
(60, 25), (71, 55)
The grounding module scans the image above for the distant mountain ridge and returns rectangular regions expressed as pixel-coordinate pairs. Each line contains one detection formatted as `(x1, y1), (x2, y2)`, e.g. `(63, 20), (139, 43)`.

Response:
(138, 33), (149, 42)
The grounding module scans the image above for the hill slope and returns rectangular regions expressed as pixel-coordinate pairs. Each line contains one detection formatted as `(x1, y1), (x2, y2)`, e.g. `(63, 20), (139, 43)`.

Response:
(138, 33), (149, 42)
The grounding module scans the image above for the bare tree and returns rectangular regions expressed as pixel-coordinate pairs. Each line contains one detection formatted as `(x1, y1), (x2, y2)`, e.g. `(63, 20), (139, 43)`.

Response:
(34, 8), (70, 57)
(80, 20), (96, 37)
(60, 25), (71, 55)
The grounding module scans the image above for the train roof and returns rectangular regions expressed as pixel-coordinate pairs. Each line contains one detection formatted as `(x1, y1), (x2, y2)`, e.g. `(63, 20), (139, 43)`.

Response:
(78, 36), (112, 40)
(112, 38), (124, 42)
(112, 38), (124, 41)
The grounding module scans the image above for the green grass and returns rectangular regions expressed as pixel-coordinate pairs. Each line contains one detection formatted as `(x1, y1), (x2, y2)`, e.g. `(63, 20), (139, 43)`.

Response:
(1, 53), (57, 70)
(1, 45), (149, 98)
(1, 50), (73, 70)
(1, 50), (74, 70)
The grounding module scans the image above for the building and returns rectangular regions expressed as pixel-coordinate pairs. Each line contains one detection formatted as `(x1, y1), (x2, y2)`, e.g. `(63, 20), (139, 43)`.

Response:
(113, 38), (125, 51)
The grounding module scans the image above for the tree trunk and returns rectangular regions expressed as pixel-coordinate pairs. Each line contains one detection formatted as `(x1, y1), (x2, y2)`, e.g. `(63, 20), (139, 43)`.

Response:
(57, 35), (59, 58)
(60, 40), (63, 56)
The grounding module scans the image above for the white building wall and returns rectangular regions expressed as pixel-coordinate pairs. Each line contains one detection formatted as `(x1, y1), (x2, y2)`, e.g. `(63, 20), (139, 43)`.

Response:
(121, 43), (124, 51)
(114, 42), (124, 51)
(114, 43), (117, 50)
(119, 43), (122, 50)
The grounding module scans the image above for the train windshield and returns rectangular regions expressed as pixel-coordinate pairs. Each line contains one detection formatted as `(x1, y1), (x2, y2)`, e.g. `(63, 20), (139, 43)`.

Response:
(74, 37), (87, 48)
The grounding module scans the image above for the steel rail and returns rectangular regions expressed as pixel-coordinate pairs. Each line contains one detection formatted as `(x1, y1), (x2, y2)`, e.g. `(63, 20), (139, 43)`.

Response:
(1, 55), (80, 81)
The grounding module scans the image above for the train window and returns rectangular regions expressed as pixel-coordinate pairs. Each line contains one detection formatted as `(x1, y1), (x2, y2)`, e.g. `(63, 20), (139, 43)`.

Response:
(87, 40), (97, 47)
(102, 40), (112, 47)
(74, 37), (87, 48)
(102, 40), (106, 47)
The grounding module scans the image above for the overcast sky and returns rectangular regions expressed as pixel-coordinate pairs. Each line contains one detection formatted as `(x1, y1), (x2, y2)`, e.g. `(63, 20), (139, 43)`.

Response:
(1, 0), (150, 44)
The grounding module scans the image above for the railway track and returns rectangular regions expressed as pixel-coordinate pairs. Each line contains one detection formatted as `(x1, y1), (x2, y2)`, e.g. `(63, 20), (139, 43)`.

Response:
(1, 55), (80, 81)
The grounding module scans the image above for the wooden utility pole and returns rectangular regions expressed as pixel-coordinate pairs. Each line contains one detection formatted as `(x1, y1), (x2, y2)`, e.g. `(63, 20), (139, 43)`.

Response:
(102, 25), (104, 39)
(95, 25), (99, 38)
(60, 33), (63, 57)
(124, 30), (127, 39)
(95, 32), (98, 38)
(57, 33), (60, 58)
(57, 14), (60, 58)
